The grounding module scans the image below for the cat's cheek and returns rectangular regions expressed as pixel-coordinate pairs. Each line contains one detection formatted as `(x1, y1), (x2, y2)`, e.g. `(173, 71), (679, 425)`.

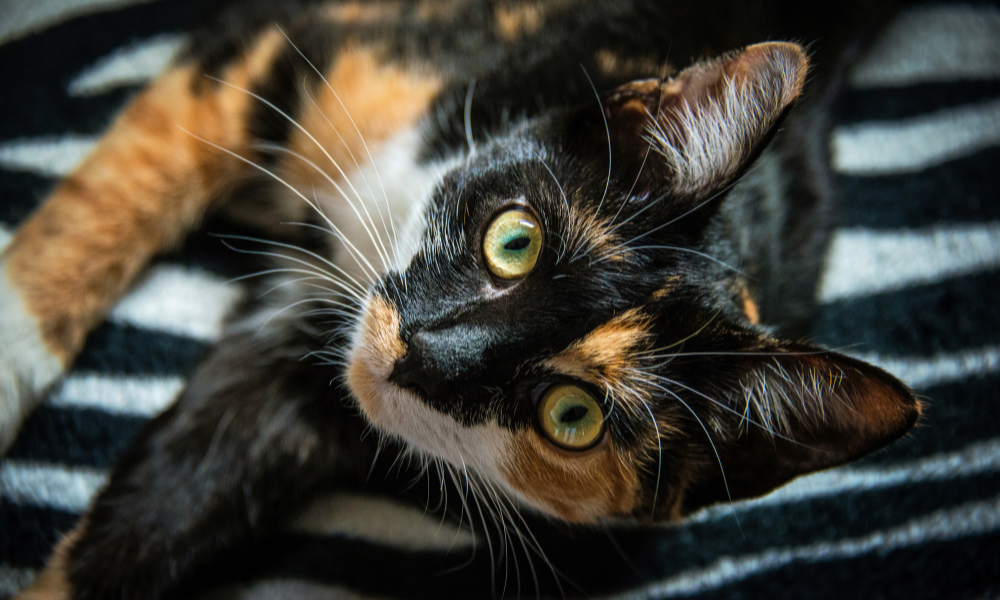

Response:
(500, 430), (641, 523)
(346, 295), (406, 420)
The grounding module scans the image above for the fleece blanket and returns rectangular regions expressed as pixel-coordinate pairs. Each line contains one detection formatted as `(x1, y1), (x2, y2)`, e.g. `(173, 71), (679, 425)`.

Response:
(1, 1), (999, 598)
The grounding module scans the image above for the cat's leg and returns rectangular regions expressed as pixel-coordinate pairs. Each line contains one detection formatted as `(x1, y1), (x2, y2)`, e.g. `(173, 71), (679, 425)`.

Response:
(0, 31), (286, 452)
(17, 308), (381, 600)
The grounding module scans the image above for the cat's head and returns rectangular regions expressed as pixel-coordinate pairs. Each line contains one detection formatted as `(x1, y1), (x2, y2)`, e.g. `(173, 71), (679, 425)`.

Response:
(346, 42), (919, 523)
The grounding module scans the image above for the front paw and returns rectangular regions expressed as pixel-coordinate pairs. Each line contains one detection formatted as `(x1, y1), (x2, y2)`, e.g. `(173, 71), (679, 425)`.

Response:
(0, 262), (64, 454)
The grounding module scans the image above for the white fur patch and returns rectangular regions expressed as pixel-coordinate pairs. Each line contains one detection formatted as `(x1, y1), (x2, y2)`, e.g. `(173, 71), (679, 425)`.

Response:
(0, 265), (63, 454)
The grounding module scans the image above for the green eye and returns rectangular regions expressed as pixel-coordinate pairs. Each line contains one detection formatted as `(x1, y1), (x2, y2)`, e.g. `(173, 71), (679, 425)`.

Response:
(483, 208), (542, 279)
(538, 384), (604, 450)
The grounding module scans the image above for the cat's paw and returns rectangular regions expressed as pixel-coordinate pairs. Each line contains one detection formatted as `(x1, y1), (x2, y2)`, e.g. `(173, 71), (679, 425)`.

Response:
(0, 262), (63, 454)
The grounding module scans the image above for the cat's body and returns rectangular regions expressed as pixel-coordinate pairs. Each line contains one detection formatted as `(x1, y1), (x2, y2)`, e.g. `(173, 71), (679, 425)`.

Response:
(4, 2), (919, 599)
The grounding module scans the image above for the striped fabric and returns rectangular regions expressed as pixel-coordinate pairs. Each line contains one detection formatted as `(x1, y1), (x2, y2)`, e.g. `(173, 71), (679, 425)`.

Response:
(1, 2), (999, 598)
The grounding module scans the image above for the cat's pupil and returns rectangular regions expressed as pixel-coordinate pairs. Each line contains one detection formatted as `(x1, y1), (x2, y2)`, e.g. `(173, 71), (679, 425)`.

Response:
(504, 237), (530, 251)
(560, 405), (588, 424)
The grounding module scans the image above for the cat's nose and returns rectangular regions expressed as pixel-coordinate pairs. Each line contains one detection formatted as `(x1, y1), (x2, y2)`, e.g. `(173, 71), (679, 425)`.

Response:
(388, 326), (488, 400)
(388, 331), (445, 399)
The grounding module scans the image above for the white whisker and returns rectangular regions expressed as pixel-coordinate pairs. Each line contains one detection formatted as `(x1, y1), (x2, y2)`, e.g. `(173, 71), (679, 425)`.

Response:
(278, 28), (400, 263)
(176, 127), (381, 279)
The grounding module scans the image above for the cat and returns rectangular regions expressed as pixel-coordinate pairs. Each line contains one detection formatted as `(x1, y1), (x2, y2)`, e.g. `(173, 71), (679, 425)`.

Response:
(4, 1), (920, 598)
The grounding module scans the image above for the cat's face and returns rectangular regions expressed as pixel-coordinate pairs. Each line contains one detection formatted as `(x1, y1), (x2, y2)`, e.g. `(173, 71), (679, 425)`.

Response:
(346, 43), (919, 523)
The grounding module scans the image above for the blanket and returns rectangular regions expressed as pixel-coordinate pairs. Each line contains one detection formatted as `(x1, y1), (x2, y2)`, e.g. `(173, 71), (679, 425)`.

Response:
(1, 1), (999, 598)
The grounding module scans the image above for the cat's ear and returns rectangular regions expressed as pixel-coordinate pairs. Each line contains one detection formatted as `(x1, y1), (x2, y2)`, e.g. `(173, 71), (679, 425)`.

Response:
(679, 345), (920, 514)
(605, 42), (809, 196)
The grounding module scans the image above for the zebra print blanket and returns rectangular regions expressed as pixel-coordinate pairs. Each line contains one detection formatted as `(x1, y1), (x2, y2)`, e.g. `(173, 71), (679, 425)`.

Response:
(1, 1), (999, 598)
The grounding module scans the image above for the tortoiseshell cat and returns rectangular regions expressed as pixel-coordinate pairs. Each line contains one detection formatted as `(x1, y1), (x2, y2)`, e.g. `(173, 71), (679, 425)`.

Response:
(4, 1), (920, 598)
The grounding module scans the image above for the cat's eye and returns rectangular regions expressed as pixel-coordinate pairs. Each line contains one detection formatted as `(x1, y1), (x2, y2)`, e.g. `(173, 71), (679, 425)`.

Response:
(482, 208), (542, 279)
(537, 384), (604, 450)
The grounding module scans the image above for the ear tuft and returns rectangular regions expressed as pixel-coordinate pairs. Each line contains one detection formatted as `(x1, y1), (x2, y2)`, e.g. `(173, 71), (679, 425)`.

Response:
(610, 42), (809, 196)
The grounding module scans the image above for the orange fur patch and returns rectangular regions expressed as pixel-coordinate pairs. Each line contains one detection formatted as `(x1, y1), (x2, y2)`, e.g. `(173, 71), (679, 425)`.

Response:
(280, 45), (442, 196)
(739, 283), (760, 325)
(595, 49), (669, 79)
(543, 308), (650, 387)
(325, 1), (403, 24)
(495, 4), (545, 40)
(346, 295), (406, 422)
(565, 210), (625, 263)
(4, 28), (284, 362)
(494, 0), (577, 41)
(502, 429), (640, 522)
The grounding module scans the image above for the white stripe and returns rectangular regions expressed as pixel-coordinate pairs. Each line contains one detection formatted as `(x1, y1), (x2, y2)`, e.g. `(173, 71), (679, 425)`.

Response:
(69, 34), (185, 96)
(208, 580), (390, 600)
(110, 264), (242, 342)
(818, 223), (1000, 302)
(855, 346), (1000, 389)
(851, 5), (1000, 88)
(49, 373), (184, 416)
(0, 460), (106, 512)
(286, 492), (475, 551)
(610, 496), (1000, 599)
(0, 135), (98, 177)
(690, 437), (1000, 524)
(831, 98), (1000, 176)
(0, 565), (35, 597)
(0, 0), (156, 46)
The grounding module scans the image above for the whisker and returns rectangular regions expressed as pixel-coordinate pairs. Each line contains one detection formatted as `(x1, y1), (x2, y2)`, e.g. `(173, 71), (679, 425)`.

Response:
(597, 244), (744, 274)
(279, 27), (400, 263)
(177, 128), (381, 279)
(656, 383), (744, 534)
(216, 232), (369, 291)
(217, 240), (367, 304)
(464, 77), (477, 155)
(299, 78), (397, 258)
(204, 75), (393, 271)
(252, 140), (393, 267)
(579, 64), (611, 216)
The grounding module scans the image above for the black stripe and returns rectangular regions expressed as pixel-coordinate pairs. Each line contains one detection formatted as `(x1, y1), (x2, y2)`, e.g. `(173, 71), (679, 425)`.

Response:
(0, 171), (53, 227)
(0, 501), (79, 568)
(184, 471), (1000, 598)
(813, 270), (1000, 355)
(5, 406), (147, 469)
(835, 147), (1000, 229)
(72, 321), (208, 375)
(838, 80), (1000, 125)
(0, 0), (204, 140)
(689, 532), (1000, 600)
(859, 372), (1000, 466)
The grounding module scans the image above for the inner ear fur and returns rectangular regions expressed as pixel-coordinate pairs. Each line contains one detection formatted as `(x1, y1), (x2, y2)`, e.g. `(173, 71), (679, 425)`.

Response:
(678, 345), (920, 515)
(607, 42), (809, 197)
